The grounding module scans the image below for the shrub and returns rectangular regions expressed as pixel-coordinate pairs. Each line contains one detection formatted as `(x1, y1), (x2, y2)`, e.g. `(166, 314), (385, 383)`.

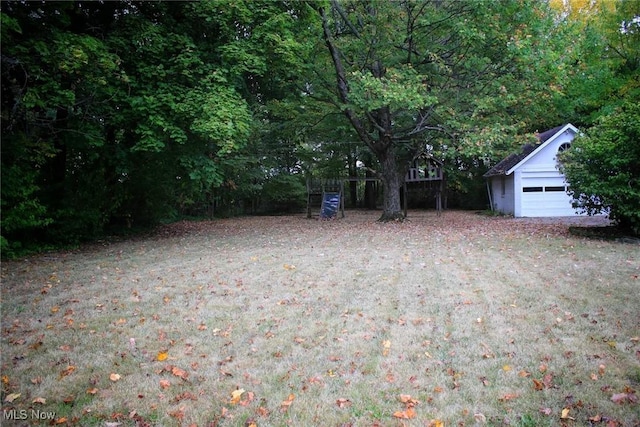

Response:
(560, 102), (640, 235)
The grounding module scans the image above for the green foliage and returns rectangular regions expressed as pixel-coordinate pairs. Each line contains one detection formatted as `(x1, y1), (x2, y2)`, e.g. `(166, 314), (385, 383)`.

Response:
(312, 0), (574, 216)
(348, 66), (436, 113)
(261, 174), (307, 213)
(560, 102), (640, 234)
(1, 0), (310, 255)
(2, 0), (636, 254)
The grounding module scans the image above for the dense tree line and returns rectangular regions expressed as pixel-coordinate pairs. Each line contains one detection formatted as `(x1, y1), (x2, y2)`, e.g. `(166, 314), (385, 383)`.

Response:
(1, 1), (314, 255)
(1, 0), (638, 255)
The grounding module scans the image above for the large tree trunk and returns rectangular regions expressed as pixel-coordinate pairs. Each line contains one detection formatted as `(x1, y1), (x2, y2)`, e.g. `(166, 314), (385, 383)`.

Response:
(321, 5), (407, 221)
(377, 149), (405, 221)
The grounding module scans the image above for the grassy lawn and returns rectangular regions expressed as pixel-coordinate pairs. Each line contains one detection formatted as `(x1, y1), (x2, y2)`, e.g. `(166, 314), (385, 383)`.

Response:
(1, 210), (639, 426)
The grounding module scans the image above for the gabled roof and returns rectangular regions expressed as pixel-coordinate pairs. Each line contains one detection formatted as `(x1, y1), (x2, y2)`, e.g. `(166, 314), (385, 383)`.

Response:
(483, 124), (578, 178)
(483, 143), (537, 177)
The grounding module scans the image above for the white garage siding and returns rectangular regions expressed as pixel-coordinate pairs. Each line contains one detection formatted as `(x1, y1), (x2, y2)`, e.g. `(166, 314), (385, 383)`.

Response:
(519, 174), (579, 217)
(484, 124), (592, 218)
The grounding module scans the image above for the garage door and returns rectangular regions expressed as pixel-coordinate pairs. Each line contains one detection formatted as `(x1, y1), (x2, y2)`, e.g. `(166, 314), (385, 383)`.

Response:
(521, 176), (578, 217)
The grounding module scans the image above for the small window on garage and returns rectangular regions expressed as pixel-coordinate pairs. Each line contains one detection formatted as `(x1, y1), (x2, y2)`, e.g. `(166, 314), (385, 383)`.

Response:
(545, 186), (565, 192)
(523, 187), (543, 192)
(501, 176), (506, 196)
(558, 143), (571, 153)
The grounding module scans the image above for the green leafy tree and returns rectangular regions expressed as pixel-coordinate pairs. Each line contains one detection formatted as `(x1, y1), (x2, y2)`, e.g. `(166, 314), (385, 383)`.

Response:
(313, 0), (567, 220)
(558, 0), (639, 234)
(560, 102), (640, 234)
(553, 0), (640, 125)
(1, 2), (125, 249)
(1, 1), (310, 253)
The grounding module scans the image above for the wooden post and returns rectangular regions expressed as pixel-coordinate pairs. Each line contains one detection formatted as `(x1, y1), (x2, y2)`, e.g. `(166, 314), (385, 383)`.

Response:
(306, 177), (312, 218)
(341, 179), (345, 218)
(403, 182), (408, 218)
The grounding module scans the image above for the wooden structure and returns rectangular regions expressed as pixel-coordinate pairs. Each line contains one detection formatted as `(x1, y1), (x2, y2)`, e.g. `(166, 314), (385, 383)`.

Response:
(307, 178), (345, 219)
(403, 154), (445, 216)
(306, 155), (444, 218)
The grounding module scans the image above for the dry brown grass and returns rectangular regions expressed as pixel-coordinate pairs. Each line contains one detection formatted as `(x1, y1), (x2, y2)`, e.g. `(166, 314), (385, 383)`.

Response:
(1, 210), (639, 426)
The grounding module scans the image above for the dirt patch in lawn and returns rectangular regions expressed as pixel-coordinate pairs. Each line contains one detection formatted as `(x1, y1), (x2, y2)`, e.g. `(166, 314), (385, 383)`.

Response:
(2, 210), (638, 426)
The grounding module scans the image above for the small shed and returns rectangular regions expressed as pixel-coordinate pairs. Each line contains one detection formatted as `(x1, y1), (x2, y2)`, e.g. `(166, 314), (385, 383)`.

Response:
(484, 124), (582, 217)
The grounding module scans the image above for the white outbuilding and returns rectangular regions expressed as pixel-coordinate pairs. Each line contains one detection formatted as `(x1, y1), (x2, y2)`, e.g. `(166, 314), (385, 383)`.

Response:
(484, 124), (583, 217)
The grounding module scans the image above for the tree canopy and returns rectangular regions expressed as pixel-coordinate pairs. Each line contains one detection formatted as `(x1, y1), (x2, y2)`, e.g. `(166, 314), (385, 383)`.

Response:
(313, 0), (577, 220)
(558, 0), (640, 233)
(2, 0), (638, 254)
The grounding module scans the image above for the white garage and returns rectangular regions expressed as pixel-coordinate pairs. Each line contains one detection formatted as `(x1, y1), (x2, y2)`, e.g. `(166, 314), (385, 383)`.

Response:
(520, 174), (573, 217)
(484, 124), (584, 217)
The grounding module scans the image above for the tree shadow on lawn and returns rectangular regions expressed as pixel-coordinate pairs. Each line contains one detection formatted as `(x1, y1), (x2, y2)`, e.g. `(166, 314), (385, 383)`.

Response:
(569, 225), (640, 244)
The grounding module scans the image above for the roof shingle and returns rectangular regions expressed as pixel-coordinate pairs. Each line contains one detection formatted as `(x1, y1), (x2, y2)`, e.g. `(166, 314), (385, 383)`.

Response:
(483, 125), (567, 178)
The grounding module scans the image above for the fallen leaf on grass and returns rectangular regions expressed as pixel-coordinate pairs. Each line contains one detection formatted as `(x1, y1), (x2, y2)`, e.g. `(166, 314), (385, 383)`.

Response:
(159, 379), (170, 390)
(171, 366), (189, 380)
(238, 391), (255, 406)
(231, 388), (245, 404)
(157, 351), (168, 361)
(393, 407), (416, 419)
(308, 375), (323, 385)
(393, 394), (419, 419)
(474, 413), (486, 423)
(498, 393), (519, 402)
(336, 398), (352, 408)
(174, 392), (198, 402)
(543, 373), (554, 388)
(561, 407), (575, 420)
(382, 340), (391, 356)
(611, 392), (638, 405)
(280, 393), (295, 412)
(87, 387), (98, 395)
(60, 365), (76, 378)
(427, 420), (444, 427)
(4, 393), (20, 403)
(109, 373), (121, 382)
(168, 406), (185, 421)
(32, 397), (46, 404)
(399, 394), (419, 406)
